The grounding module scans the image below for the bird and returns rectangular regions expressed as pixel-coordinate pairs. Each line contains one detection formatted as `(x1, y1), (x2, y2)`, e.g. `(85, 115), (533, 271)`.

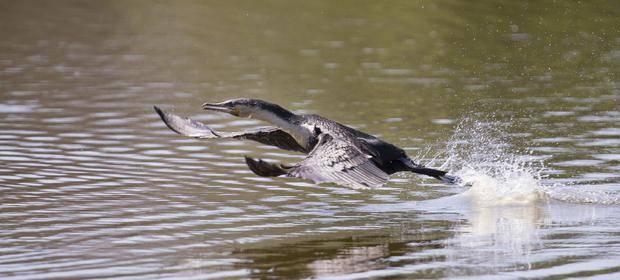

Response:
(154, 98), (458, 189)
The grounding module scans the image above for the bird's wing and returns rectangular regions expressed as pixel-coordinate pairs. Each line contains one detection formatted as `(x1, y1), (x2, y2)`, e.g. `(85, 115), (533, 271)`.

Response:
(154, 106), (307, 153)
(287, 133), (389, 189)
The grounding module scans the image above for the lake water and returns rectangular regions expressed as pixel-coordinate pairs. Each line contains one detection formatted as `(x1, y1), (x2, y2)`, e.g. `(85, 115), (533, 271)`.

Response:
(1, 1), (619, 279)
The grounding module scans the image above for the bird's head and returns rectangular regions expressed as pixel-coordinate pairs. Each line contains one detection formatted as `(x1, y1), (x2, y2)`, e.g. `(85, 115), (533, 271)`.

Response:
(201, 98), (294, 120)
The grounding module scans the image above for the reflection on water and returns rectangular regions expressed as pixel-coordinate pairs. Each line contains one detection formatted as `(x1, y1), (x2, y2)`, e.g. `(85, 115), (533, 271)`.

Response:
(307, 244), (389, 277)
(454, 204), (543, 257)
(1, 0), (619, 279)
(354, 196), (619, 278)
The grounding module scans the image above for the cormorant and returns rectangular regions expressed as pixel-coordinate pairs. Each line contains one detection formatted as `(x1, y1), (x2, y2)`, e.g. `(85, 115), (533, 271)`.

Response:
(154, 98), (458, 189)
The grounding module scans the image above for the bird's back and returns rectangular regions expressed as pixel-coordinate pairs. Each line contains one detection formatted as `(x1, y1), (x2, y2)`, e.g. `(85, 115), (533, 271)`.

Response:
(300, 114), (406, 166)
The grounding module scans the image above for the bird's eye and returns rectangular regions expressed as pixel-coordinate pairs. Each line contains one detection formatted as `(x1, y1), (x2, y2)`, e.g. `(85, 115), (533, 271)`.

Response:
(314, 127), (322, 134)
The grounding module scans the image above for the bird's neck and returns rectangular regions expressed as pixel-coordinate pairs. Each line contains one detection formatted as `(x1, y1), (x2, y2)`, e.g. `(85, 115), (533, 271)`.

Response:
(250, 110), (313, 149)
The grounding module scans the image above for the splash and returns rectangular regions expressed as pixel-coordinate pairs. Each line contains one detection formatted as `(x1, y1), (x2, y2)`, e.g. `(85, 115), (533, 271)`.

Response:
(431, 117), (545, 205)
(433, 117), (620, 205)
(458, 168), (544, 205)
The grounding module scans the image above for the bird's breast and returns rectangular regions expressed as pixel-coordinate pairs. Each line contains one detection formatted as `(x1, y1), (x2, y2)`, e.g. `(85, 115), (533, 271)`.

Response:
(274, 121), (314, 150)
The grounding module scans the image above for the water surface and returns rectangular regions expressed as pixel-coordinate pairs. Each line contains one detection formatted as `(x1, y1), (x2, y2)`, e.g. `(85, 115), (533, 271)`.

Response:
(1, 1), (619, 279)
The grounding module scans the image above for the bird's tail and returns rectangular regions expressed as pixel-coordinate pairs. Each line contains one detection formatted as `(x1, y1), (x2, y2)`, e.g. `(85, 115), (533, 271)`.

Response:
(399, 157), (460, 184)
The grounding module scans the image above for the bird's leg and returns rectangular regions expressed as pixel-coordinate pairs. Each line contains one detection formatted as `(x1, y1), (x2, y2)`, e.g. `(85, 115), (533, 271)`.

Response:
(399, 157), (424, 169)
(399, 157), (461, 184)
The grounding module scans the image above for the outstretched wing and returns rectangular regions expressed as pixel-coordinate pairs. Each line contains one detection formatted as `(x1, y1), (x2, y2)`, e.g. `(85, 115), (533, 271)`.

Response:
(154, 106), (307, 153)
(287, 133), (389, 189)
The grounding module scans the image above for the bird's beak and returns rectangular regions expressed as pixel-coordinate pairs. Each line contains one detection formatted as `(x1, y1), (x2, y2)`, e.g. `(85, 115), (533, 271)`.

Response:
(201, 102), (234, 113)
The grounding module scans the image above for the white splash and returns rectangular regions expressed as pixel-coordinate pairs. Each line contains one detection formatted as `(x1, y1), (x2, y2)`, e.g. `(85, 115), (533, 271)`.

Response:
(458, 167), (544, 205)
(435, 117), (619, 206)
(433, 118), (546, 206)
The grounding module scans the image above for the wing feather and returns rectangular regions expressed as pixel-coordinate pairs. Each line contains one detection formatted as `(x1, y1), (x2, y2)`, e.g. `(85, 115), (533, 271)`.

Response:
(288, 134), (389, 189)
(154, 106), (307, 153)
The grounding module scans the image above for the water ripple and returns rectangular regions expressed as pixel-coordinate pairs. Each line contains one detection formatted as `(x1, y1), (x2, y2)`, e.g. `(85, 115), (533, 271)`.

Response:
(1, 1), (619, 279)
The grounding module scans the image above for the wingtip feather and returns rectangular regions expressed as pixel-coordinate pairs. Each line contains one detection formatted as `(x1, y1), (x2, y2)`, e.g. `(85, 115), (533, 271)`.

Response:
(153, 106), (184, 135)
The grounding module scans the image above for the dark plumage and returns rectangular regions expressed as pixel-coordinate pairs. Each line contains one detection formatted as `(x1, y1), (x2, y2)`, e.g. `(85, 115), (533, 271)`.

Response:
(154, 98), (458, 188)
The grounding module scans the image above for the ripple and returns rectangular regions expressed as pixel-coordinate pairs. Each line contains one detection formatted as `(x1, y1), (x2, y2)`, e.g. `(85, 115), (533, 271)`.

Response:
(175, 145), (208, 151)
(577, 115), (619, 123)
(431, 118), (455, 125)
(0, 103), (38, 113)
(592, 154), (620, 161)
(553, 159), (605, 167)
(543, 111), (575, 117)
(577, 138), (620, 147)
(1, 2), (619, 279)
(43, 116), (84, 123)
(141, 149), (176, 155)
(590, 128), (620, 136)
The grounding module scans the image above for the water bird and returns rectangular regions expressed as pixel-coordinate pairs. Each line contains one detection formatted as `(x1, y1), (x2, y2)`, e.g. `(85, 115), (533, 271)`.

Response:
(154, 98), (458, 188)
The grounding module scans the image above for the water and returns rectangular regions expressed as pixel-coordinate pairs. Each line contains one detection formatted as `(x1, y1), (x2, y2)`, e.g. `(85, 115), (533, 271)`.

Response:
(1, 1), (619, 279)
